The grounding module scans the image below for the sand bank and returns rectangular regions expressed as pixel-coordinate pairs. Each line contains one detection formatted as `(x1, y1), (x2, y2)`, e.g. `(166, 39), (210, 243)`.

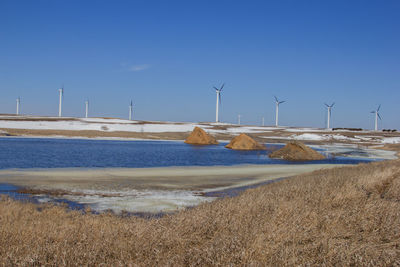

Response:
(0, 164), (343, 213)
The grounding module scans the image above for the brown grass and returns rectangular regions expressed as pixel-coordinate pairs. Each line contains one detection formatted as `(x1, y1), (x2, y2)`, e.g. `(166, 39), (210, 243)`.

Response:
(1, 159), (400, 265)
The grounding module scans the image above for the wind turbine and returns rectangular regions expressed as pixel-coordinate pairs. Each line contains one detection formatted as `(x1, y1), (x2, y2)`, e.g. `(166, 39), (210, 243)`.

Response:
(85, 99), (89, 118)
(371, 105), (382, 131)
(262, 117), (265, 126)
(324, 102), (335, 129)
(274, 96), (285, 127)
(58, 86), (64, 117)
(129, 100), (133, 121)
(213, 83), (224, 123)
(16, 97), (20, 115)
(238, 114), (241, 125)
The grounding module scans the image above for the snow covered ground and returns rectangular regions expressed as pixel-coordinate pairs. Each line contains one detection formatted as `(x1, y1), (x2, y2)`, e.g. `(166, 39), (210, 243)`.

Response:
(259, 133), (400, 144)
(0, 115), (399, 145)
(0, 116), (277, 134)
(381, 137), (400, 144)
(0, 117), (201, 132)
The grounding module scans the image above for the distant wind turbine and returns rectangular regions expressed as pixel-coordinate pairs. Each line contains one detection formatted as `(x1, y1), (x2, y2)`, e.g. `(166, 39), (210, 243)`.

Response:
(371, 105), (382, 131)
(85, 99), (89, 118)
(213, 83), (224, 123)
(274, 96), (285, 127)
(58, 86), (64, 117)
(324, 102), (335, 129)
(238, 114), (241, 125)
(262, 117), (265, 126)
(16, 97), (20, 115)
(129, 100), (133, 121)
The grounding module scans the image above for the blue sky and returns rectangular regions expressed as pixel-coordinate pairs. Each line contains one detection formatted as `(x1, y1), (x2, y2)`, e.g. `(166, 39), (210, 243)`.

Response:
(0, 0), (399, 129)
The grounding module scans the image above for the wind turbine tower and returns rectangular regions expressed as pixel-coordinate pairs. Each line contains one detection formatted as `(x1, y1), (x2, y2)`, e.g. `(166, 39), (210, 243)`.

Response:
(58, 87), (64, 117)
(262, 117), (265, 126)
(129, 100), (133, 121)
(213, 83), (224, 123)
(16, 97), (20, 115)
(274, 96), (285, 127)
(371, 105), (382, 131)
(325, 103), (335, 129)
(85, 100), (89, 118)
(238, 114), (241, 125)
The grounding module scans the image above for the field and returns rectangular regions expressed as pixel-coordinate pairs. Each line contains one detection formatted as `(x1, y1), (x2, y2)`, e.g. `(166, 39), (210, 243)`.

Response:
(1, 146), (399, 266)
(1, 115), (400, 146)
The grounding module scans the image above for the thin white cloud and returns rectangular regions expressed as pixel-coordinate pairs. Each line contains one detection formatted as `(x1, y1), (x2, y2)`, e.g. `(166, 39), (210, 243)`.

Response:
(127, 64), (151, 72)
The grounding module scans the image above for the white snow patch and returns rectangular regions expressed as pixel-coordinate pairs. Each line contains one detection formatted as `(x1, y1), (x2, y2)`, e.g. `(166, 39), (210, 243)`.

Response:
(316, 144), (398, 160)
(54, 190), (215, 213)
(330, 135), (359, 142)
(292, 133), (327, 141)
(291, 134), (363, 142)
(208, 126), (271, 134)
(207, 122), (232, 126)
(285, 128), (326, 133)
(259, 136), (291, 140)
(0, 119), (203, 133)
(381, 137), (400, 144)
(80, 118), (139, 124)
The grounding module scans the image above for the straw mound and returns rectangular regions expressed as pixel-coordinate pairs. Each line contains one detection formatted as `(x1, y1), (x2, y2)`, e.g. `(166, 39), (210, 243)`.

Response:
(269, 141), (326, 161)
(225, 133), (266, 150)
(184, 127), (219, 145)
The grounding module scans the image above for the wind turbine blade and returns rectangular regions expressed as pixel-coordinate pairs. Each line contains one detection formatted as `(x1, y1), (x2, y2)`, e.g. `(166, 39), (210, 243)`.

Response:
(331, 102), (335, 107)
(219, 93), (222, 105)
(371, 111), (375, 113)
(279, 101), (285, 104)
(377, 104), (381, 111)
(324, 103), (329, 107)
(378, 113), (382, 120)
(213, 86), (218, 91)
(274, 96), (278, 102)
(220, 83), (225, 90)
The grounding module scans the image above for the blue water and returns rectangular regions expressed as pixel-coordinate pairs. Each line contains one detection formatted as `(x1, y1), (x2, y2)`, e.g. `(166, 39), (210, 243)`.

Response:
(0, 137), (373, 170)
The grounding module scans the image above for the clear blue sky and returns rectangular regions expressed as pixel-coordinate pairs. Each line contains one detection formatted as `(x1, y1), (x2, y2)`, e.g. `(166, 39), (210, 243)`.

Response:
(0, 0), (399, 129)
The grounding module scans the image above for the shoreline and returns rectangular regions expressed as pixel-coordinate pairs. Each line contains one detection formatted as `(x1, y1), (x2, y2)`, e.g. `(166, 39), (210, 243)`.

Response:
(0, 164), (345, 213)
(0, 163), (346, 191)
(0, 135), (397, 213)
(0, 135), (186, 142)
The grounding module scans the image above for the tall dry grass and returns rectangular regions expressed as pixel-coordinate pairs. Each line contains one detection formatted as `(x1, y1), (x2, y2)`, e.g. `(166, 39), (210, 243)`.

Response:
(1, 159), (400, 266)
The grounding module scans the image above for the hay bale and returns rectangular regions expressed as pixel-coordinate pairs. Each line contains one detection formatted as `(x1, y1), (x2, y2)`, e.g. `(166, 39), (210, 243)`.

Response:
(184, 127), (219, 145)
(269, 141), (326, 161)
(225, 133), (266, 150)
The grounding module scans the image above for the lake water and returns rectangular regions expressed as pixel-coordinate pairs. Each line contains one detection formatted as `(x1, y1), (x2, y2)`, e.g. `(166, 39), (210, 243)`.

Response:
(0, 137), (384, 215)
(0, 137), (374, 169)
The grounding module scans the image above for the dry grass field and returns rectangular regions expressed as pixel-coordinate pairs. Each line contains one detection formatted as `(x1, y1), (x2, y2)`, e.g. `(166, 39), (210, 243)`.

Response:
(1, 151), (400, 266)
